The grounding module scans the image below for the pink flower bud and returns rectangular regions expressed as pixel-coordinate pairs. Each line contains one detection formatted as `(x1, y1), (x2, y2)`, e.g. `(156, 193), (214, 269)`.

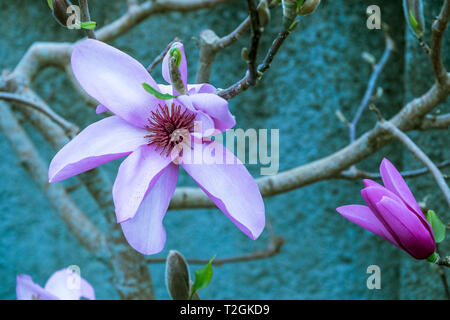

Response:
(337, 158), (435, 259)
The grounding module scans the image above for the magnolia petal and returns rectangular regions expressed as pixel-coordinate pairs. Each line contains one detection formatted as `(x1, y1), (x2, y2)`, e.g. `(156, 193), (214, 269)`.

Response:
(336, 204), (401, 248)
(44, 268), (95, 300)
(188, 83), (216, 95)
(71, 39), (161, 128)
(16, 275), (58, 300)
(121, 164), (179, 255)
(158, 84), (175, 96)
(188, 93), (236, 132)
(49, 116), (148, 183)
(162, 42), (188, 94)
(182, 141), (265, 240)
(96, 104), (109, 114)
(363, 179), (383, 188)
(361, 186), (405, 248)
(175, 94), (197, 113)
(194, 110), (216, 138)
(113, 145), (173, 223)
(376, 196), (435, 259)
(379, 158), (423, 217)
(362, 186), (435, 258)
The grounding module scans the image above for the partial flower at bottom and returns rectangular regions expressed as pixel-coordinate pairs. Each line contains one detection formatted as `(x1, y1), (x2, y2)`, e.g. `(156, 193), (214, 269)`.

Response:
(16, 268), (95, 300)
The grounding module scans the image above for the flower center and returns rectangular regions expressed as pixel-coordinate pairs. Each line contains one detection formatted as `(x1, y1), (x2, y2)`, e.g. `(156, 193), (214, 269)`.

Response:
(145, 103), (196, 156)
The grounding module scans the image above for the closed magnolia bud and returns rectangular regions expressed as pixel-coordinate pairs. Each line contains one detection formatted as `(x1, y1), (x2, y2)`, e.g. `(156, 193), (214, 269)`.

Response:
(402, 0), (425, 38)
(298, 0), (321, 15)
(282, 0), (297, 30)
(165, 250), (191, 300)
(51, 0), (73, 27)
(257, 0), (271, 26)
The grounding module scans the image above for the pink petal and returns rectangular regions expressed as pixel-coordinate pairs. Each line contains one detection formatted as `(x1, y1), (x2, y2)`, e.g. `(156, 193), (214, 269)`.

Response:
(361, 186), (404, 247)
(49, 116), (148, 183)
(162, 42), (188, 94)
(120, 164), (179, 255)
(16, 275), (59, 300)
(194, 110), (216, 138)
(96, 104), (109, 114)
(363, 179), (383, 188)
(376, 196), (435, 259)
(181, 141), (265, 240)
(188, 93), (236, 132)
(113, 145), (174, 223)
(44, 268), (95, 300)
(336, 204), (401, 247)
(158, 84), (175, 96)
(379, 158), (423, 217)
(175, 94), (199, 112)
(71, 39), (161, 128)
(188, 83), (216, 94)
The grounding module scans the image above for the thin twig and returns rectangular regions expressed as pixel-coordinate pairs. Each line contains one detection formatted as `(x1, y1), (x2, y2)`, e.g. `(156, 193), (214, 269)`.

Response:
(339, 160), (450, 180)
(379, 120), (450, 208)
(79, 0), (96, 39)
(435, 244), (450, 299)
(217, 17), (251, 49)
(349, 33), (394, 142)
(147, 236), (285, 266)
(96, 0), (232, 43)
(246, 0), (262, 85)
(195, 0), (272, 83)
(218, 29), (291, 100)
(430, 0), (450, 85)
(435, 254), (450, 268)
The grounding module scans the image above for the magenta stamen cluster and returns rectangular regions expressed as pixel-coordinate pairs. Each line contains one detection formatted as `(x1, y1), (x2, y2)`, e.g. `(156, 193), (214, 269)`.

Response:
(145, 103), (196, 156)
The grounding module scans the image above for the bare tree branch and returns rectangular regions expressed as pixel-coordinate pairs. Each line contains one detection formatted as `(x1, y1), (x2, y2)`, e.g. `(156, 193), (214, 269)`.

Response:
(217, 29), (291, 100)
(430, 0), (450, 85)
(0, 91), (79, 137)
(246, 0), (262, 85)
(435, 244), (450, 298)
(96, 0), (232, 43)
(79, 0), (96, 39)
(378, 120), (450, 208)
(435, 255), (450, 268)
(195, 0), (273, 83)
(419, 113), (450, 130)
(339, 160), (450, 180)
(349, 33), (395, 142)
(148, 235), (285, 266)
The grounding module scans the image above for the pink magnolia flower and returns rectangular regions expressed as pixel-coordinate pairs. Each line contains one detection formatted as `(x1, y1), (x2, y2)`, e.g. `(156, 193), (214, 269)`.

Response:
(48, 39), (265, 255)
(16, 268), (95, 300)
(336, 158), (435, 259)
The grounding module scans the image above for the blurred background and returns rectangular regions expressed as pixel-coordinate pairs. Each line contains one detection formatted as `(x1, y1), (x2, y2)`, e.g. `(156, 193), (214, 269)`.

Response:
(0, 0), (449, 299)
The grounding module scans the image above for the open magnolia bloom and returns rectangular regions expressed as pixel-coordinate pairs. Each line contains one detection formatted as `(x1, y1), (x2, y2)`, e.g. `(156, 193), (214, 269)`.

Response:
(49, 39), (265, 255)
(16, 268), (95, 300)
(336, 158), (435, 259)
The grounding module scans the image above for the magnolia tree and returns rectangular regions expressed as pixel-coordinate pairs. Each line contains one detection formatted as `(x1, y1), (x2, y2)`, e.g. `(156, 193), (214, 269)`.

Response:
(1, 0), (449, 299)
